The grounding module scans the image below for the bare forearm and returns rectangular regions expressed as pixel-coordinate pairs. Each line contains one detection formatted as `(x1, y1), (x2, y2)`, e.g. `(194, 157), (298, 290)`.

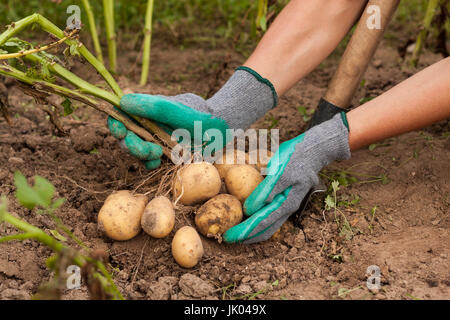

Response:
(244, 0), (367, 95)
(347, 57), (450, 151)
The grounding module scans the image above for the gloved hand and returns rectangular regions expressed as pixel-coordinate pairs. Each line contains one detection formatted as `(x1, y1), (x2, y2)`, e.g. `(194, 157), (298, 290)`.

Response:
(108, 66), (277, 169)
(223, 113), (351, 244)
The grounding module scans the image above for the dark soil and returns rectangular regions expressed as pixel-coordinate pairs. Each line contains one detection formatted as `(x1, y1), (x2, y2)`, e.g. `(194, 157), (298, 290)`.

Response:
(0, 35), (449, 300)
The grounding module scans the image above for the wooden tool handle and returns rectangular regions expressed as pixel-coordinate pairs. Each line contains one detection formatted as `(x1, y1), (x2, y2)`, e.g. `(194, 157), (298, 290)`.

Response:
(324, 0), (400, 109)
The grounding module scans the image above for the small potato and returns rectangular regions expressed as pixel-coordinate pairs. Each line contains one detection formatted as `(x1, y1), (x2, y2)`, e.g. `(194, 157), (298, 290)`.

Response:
(173, 162), (221, 205)
(98, 190), (147, 241)
(195, 194), (243, 239)
(225, 165), (263, 203)
(171, 226), (204, 268)
(214, 149), (250, 178)
(141, 196), (175, 238)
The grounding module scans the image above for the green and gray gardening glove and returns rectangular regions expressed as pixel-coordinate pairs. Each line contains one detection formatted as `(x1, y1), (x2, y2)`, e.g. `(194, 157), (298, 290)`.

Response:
(108, 66), (277, 169)
(223, 113), (351, 244)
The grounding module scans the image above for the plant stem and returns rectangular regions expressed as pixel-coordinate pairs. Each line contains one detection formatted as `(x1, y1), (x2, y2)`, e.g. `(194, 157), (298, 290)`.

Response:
(140, 0), (154, 86)
(0, 65), (170, 154)
(0, 13), (122, 97)
(81, 0), (104, 64)
(2, 211), (66, 253)
(0, 197), (123, 300)
(410, 0), (439, 67)
(23, 53), (121, 105)
(0, 232), (38, 242)
(103, 0), (117, 73)
(0, 29), (77, 60)
(256, 0), (268, 30)
(0, 14), (176, 152)
(1, 211), (123, 300)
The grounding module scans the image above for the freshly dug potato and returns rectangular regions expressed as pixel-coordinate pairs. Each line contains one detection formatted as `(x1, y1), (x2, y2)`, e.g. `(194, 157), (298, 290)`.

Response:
(195, 194), (243, 238)
(98, 190), (147, 241)
(225, 165), (263, 203)
(141, 196), (175, 238)
(171, 226), (204, 268)
(214, 149), (250, 178)
(173, 162), (221, 205)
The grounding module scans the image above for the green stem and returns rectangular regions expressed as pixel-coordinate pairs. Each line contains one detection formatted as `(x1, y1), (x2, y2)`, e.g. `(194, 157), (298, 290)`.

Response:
(140, 0), (154, 86)
(2, 212), (66, 253)
(0, 200), (123, 300)
(411, 0), (440, 67)
(0, 65), (99, 105)
(48, 209), (89, 251)
(0, 232), (38, 242)
(103, 0), (117, 74)
(256, 0), (268, 30)
(81, 0), (104, 64)
(0, 14), (175, 152)
(29, 53), (120, 105)
(0, 13), (122, 97)
(0, 65), (169, 152)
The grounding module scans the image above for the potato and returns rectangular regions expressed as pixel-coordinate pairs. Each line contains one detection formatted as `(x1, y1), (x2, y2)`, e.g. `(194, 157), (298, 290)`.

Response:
(141, 196), (175, 238)
(214, 149), (250, 178)
(173, 162), (221, 205)
(98, 190), (147, 241)
(171, 226), (204, 268)
(195, 194), (243, 238)
(225, 165), (263, 203)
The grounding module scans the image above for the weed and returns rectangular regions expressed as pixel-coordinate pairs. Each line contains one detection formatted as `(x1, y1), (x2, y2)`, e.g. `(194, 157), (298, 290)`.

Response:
(220, 283), (236, 300)
(234, 280), (279, 300)
(321, 166), (390, 187)
(324, 180), (356, 241)
(265, 114), (279, 129)
(337, 285), (362, 299)
(297, 106), (314, 122)
(405, 292), (421, 300)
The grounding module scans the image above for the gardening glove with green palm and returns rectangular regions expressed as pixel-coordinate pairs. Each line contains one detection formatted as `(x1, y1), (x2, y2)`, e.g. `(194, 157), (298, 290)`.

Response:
(108, 66), (278, 169)
(223, 113), (351, 244)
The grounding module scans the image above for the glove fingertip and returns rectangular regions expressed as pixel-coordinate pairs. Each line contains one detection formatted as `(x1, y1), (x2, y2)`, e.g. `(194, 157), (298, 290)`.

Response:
(144, 158), (162, 170)
(145, 143), (164, 160)
(108, 116), (127, 139)
(223, 227), (243, 244)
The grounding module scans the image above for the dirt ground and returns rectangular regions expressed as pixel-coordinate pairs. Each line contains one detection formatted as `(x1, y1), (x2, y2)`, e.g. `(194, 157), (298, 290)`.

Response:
(0, 34), (449, 300)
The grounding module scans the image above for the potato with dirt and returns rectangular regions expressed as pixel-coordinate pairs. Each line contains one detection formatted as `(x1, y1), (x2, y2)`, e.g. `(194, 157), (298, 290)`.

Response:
(195, 194), (243, 239)
(214, 149), (250, 178)
(141, 196), (175, 238)
(171, 226), (204, 268)
(97, 190), (148, 241)
(225, 165), (264, 203)
(173, 162), (221, 205)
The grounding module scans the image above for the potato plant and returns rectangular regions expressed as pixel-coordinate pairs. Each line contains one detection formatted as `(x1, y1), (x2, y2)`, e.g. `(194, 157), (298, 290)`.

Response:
(0, 13), (173, 155)
(0, 172), (123, 300)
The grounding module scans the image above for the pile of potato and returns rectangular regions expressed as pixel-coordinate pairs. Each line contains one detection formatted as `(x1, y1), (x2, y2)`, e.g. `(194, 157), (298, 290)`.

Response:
(97, 149), (272, 268)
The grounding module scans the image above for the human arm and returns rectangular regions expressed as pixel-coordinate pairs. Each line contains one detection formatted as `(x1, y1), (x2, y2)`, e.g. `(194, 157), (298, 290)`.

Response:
(224, 57), (450, 244)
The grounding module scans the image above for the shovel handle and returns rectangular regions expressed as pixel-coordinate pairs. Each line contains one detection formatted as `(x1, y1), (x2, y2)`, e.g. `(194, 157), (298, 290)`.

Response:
(324, 0), (400, 109)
